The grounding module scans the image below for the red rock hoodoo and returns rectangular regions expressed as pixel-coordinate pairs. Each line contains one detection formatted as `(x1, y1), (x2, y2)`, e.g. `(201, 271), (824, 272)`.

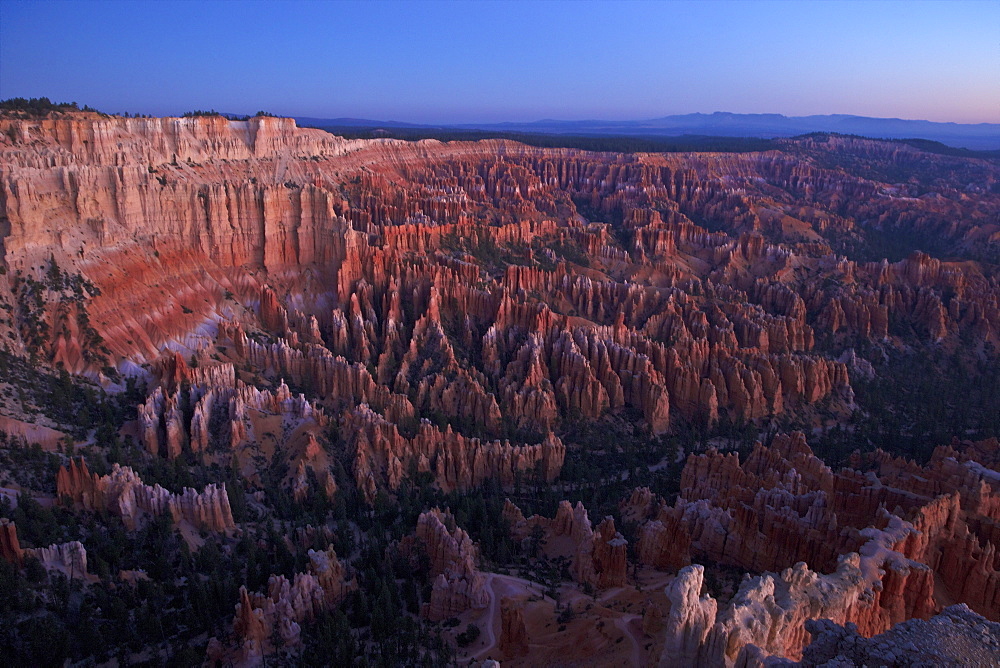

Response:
(2, 112), (999, 666)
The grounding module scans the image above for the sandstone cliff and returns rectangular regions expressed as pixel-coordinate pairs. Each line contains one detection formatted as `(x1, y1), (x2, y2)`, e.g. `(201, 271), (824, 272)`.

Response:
(643, 433), (1000, 664)
(12, 114), (994, 440)
(3, 112), (1000, 666)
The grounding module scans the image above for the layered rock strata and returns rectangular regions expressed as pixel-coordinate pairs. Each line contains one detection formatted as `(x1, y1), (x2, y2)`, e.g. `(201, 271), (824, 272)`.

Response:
(9, 114), (995, 453)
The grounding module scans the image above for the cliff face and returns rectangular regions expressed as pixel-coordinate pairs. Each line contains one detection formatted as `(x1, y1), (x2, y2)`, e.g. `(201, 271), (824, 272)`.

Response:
(7, 114), (994, 451)
(0, 115), (358, 166)
(0, 115), (362, 264)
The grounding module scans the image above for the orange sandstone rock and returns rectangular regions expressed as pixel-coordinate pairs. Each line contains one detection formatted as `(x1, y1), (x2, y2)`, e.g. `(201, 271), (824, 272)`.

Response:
(500, 597), (530, 657)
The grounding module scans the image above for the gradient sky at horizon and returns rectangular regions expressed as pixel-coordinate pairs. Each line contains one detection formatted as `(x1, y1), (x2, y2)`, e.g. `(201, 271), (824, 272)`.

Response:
(1, 0), (997, 124)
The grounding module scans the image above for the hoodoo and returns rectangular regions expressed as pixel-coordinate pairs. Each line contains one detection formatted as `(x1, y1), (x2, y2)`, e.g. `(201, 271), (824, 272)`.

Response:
(1, 108), (998, 666)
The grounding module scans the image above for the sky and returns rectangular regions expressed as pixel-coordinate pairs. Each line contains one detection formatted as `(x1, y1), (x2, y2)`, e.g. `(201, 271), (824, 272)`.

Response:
(1, 0), (998, 124)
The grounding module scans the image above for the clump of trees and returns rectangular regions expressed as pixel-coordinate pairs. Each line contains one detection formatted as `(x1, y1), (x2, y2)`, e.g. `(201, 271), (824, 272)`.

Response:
(0, 97), (100, 116)
(180, 110), (278, 121)
(181, 109), (224, 118)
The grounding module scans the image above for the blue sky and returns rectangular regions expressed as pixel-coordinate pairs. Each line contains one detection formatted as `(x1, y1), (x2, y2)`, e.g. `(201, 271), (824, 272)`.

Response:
(1, 0), (997, 124)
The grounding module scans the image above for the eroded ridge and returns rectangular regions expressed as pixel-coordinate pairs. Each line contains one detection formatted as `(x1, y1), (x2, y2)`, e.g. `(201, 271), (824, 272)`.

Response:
(1, 113), (999, 666)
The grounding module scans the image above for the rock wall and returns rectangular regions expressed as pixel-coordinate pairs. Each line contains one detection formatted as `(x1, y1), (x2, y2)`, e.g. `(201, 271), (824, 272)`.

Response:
(409, 508), (489, 621)
(643, 434), (1000, 664)
(346, 404), (564, 500)
(505, 499), (628, 589)
(57, 458), (235, 532)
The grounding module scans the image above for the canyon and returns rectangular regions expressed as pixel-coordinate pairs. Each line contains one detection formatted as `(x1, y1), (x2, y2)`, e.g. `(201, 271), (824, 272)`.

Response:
(0, 110), (998, 665)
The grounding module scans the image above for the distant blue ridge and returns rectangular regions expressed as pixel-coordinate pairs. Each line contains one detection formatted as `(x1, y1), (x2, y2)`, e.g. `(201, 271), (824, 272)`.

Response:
(295, 112), (1000, 151)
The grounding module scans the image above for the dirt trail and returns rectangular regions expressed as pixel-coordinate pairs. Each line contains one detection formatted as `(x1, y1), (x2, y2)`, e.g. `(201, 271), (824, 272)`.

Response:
(613, 614), (647, 667)
(471, 573), (500, 661)
(470, 573), (548, 662)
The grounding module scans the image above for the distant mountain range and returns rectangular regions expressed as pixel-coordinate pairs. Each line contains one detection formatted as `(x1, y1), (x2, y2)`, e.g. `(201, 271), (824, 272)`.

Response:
(295, 112), (1000, 150)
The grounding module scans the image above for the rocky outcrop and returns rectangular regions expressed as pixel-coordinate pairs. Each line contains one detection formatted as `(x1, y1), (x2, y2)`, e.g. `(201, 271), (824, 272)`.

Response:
(642, 599), (664, 636)
(937, 524), (1000, 619)
(0, 416), (67, 451)
(211, 544), (354, 667)
(500, 597), (529, 657)
(2, 110), (1000, 667)
(0, 519), (89, 578)
(787, 604), (1000, 668)
(57, 458), (235, 532)
(649, 433), (1000, 664)
(3, 115), (997, 426)
(409, 508), (489, 621)
(346, 404), (564, 500)
(660, 515), (937, 665)
(3, 110), (1000, 667)
(131, 352), (340, 504)
(505, 499), (628, 589)
(639, 433), (979, 577)
(661, 565), (717, 667)
(637, 514), (692, 572)
(238, 333), (416, 424)
(593, 517), (628, 588)
(27, 540), (89, 579)
(0, 518), (24, 565)
(139, 353), (328, 459)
